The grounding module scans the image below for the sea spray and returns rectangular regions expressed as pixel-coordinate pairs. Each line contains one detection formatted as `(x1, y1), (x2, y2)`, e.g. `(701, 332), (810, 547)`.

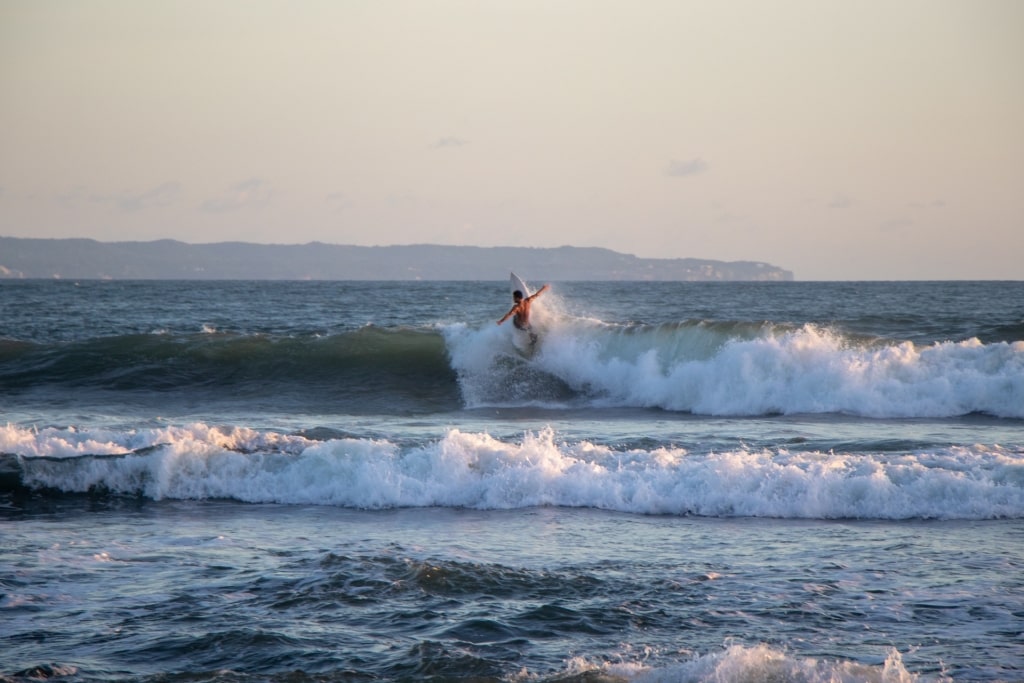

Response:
(568, 645), (932, 683)
(446, 319), (1024, 417)
(7, 424), (1022, 519)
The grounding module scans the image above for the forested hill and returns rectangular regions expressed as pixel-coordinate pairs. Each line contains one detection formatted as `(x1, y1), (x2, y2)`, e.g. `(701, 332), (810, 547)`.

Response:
(0, 238), (793, 281)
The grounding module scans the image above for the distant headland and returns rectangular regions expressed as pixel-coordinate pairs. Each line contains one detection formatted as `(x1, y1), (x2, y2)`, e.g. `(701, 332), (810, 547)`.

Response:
(0, 237), (793, 281)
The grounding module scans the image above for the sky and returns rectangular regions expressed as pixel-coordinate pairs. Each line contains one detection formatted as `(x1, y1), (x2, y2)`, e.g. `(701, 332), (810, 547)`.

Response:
(1, 1), (1022, 280)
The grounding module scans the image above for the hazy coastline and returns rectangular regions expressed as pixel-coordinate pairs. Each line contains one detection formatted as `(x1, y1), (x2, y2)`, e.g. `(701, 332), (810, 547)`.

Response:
(0, 237), (793, 281)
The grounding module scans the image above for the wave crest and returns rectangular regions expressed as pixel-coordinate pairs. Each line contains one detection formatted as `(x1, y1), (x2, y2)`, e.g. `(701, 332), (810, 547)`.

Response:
(6, 424), (1022, 520)
(449, 318), (1024, 418)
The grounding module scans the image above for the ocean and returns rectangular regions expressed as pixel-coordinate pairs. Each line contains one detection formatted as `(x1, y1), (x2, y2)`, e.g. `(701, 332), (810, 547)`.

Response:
(1, 279), (1022, 682)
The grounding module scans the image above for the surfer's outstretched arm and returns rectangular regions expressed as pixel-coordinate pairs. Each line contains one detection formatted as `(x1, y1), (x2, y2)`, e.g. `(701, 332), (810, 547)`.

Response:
(497, 305), (518, 325)
(527, 284), (550, 301)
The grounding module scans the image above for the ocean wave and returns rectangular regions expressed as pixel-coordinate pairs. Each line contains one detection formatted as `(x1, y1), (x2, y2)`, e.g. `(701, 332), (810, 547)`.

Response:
(569, 644), (937, 683)
(449, 317), (1024, 418)
(3, 314), (1022, 419)
(0, 327), (461, 413)
(5, 424), (1022, 520)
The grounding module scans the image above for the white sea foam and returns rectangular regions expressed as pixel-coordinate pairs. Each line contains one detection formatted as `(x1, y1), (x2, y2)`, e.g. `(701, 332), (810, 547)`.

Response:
(446, 317), (1024, 418)
(6, 424), (1022, 519)
(573, 644), (938, 683)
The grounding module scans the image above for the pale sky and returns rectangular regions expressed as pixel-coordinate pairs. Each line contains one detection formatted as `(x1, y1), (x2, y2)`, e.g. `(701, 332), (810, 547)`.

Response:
(1, 1), (1022, 280)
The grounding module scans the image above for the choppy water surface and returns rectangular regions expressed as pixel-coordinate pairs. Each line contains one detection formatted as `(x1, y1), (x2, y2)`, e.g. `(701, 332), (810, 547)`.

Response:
(2, 279), (1023, 681)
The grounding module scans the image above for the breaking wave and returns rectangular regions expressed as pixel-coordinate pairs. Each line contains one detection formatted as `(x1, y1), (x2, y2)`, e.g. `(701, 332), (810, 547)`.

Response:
(3, 311), (1022, 418)
(4, 424), (1022, 520)
(449, 315), (1024, 418)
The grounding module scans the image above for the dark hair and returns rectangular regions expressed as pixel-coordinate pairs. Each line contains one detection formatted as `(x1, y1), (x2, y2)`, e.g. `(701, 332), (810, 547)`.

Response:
(513, 290), (523, 299)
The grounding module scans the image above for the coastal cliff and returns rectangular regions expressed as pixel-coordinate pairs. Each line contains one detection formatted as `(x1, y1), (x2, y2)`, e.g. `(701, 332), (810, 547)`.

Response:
(0, 238), (793, 281)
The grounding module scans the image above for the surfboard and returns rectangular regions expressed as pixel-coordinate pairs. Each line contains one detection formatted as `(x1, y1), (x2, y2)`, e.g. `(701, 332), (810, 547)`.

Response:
(510, 272), (530, 298)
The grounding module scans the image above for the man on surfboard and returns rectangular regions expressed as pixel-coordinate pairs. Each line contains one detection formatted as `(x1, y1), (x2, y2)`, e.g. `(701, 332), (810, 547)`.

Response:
(497, 283), (549, 344)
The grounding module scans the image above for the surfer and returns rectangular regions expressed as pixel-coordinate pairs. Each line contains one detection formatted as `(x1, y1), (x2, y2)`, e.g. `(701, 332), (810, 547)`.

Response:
(497, 283), (550, 344)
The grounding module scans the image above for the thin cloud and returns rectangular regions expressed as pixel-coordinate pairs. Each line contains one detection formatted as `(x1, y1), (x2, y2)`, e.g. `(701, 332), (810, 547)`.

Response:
(910, 199), (947, 209)
(50, 183), (181, 212)
(52, 186), (93, 209)
(326, 191), (351, 211)
(880, 217), (914, 234)
(432, 136), (469, 149)
(118, 182), (182, 212)
(828, 194), (856, 209)
(202, 178), (273, 213)
(666, 158), (708, 177)
(385, 192), (417, 209)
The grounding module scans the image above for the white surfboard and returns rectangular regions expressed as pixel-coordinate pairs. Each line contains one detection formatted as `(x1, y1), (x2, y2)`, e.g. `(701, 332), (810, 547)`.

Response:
(510, 272), (530, 298)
